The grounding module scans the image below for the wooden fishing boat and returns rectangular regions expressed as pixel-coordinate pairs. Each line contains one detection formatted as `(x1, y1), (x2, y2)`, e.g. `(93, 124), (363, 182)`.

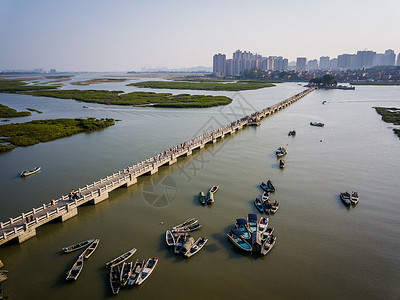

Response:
(276, 147), (287, 157)
(260, 234), (276, 255)
(127, 259), (145, 286)
(264, 199), (279, 214)
(350, 191), (359, 205)
(247, 214), (257, 234)
(209, 185), (219, 194)
(20, 166), (41, 177)
(105, 248), (137, 269)
(279, 159), (286, 168)
(165, 230), (175, 247)
(288, 130), (296, 136)
(120, 261), (132, 287)
(262, 191), (270, 202)
(66, 255), (84, 281)
(171, 231), (190, 239)
(254, 197), (264, 213)
(235, 219), (251, 240)
(172, 218), (197, 230)
(198, 192), (206, 205)
(82, 239), (100, 259)
(340, 192), (352, 206)
(172, 222), (201, 233)
(227, 229), (252, 252)
(310, 121), (324, 127)
(181, 236), (195, 254)
(174, 235), (188, 254)
(62, 238), (95, 253)
(260, 180), (275, 192)
(257, 217), (269, 244)
(135, 257), (159, 286)
(206, 191), (214, 204)
(184, 237), (208, 258)
(110, 266), (121, 295)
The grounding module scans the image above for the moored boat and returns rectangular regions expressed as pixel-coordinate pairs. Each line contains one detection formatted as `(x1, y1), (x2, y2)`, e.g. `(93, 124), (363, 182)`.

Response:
(105, 248), (137, 269)
(110, 266), (121, 295)
(260, 180), (275, 192)
(66, 255), (84, 281)
(254, 197), (264, 213)
(120, 261), (132, 287)
(257, 217), (269, 244)
(276, 147), (287, 157)
(20, 166), (41, 177)
(172, 222), (201, 233)
(135, 257), (159, 286)
(82, 238), (100, 259)
(174, 235), (188, 254)
(279, 159), (286, 168)
(310, 121), (324, 127)
(247, 214), (257, 234)
(264, 199), (279, 214)
(62, 238), (95, 253)
(227, 229), (252, 252)
(206, 191), (214, 204)
(235, 219), (251, 240)
(127, 259), (145, 286)
(184, 237), (208, 258)
(288, 130), (296, 136)
(350, 191), (359, 205)
(181, 236), (195, 254)
(209, 185), (219, 194)
(165, 230), (175, 247)
(261, 191), (270, 202)
(172, 218), (197, 230)
(340, 192), (352, 206)
(260, 234), (276, 255)
(198, 192), (206, 205)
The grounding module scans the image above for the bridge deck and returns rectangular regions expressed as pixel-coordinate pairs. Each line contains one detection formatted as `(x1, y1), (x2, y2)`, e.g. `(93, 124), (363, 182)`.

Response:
(0, 88), (315, 246)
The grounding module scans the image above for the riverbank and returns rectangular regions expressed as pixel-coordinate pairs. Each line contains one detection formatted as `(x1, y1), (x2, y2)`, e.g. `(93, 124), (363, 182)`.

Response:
(128, 80), (276, 91)
(0, 118), (115, 152)
(351, 81), (400, 86)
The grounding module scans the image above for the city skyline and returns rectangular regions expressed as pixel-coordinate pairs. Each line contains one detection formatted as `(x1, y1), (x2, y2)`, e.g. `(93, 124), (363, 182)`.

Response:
(1, 0), (399, 72)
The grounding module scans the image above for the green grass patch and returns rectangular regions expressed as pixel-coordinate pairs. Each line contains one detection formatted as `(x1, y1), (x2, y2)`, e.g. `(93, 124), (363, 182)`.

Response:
(0, 118), (115, 152)
(0, 104), (31, 118)
(23, 90), (232, 108)
(26, 108), (43, 113)
(374, 107), (400, 139)
(128, 80), (275, 91)
(0, 79), (56, 93)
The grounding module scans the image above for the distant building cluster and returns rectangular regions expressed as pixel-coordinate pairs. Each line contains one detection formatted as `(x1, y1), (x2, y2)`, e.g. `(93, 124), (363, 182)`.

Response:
(213, 50), (289, 77)
(213, 49), (400, 77)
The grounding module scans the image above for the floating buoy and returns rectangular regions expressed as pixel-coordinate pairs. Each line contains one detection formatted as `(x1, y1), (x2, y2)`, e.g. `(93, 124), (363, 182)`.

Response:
(160, 221), (164, 225)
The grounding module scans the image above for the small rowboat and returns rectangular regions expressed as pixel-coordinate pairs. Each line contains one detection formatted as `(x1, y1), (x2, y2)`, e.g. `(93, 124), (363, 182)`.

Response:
(62, 239), (95, 253)
(174, 235), (188, 254)
(172, 218), (197, 230)
(260, 234), (276, 255)
(227, 229), (252, 252)
(279, 159), (286, 168)
(310, 121), (324, 127)
(127, 259), (145, 286)
(184, 237), (208, 258)
(120, 261), (132, 287)
(254, 197), (264, 213)
(172, 222), (201, 233)
(20, 167), (41, 177)
(66, 255), (84, 281)
(105, 248), (137, 269)
(340, 192), (351, 206)
(247, 214), (257, 234)
(82, 239), (100, 259)
(198, 192), (206, 205)
(110, 266), (121, 294)
(350, 191), (359, 205)
(165, 230), (175, 247)
(135, 257), (159, 285)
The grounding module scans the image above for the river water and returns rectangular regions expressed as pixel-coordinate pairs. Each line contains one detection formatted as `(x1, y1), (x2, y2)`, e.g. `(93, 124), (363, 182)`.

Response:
(0, 75), (399, 299)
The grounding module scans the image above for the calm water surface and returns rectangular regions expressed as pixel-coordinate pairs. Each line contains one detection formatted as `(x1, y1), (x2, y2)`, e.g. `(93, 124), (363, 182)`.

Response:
(0, 76), (399, 299)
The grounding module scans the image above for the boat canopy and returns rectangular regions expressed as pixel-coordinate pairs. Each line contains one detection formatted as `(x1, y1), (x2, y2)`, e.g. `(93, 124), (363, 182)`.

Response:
(248, 214), (257, 221)
(231, 229), (244, 236)
(236, 218), (247, 225)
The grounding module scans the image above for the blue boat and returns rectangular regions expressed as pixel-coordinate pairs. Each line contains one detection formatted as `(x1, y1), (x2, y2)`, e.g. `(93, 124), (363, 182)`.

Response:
(247, 214), (257, 234)
(227, 229), (252, 252)
(235, 219), (251, 240)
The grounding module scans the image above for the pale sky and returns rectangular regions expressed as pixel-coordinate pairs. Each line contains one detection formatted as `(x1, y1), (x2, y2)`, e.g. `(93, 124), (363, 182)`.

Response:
(0, 0), (399, 72)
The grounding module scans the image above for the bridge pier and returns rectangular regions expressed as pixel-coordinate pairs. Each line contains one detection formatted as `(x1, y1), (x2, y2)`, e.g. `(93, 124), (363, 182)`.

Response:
(17, 227), (37, 244)
(146, 166), (158, 175)
(169, 157), (177, 165)
(59, 206), (78, 222)
(184, 150), (192, 156)
(124, 175), (137, 188)
(91, 190), (109, 205)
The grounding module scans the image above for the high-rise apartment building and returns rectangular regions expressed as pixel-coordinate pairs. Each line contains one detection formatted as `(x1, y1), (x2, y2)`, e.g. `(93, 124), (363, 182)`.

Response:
(296, 57), (307, 71)
(397, 53), (400, 66)
(356, 51), (376, 68)
(307, 59), (318, 70)
(319, 56), (330, 69)
(384, 49), (396, 66)
(213, 53), (226, 77)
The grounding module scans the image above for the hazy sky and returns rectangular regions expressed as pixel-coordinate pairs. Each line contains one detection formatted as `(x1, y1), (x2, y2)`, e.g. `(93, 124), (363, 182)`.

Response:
(0, 0), (399, 71)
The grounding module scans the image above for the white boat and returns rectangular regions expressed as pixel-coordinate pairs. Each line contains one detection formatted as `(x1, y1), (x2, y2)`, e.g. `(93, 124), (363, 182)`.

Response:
(66, 255), (84, 281)
(82, 239), (100, 259)
(172, 218), (197, 230)
(62, 239), (95, 253)
(257, 217), (269, 244)
(184, 237), (208, 258)
(135, 257), (159, 285)
(127, 259), (145, 286)
(165, 230), (175, 246)
(105, 248), (137, 269)
(109, 266), (121, 295)
(260, 234), (276, 255)
(20, 167), (41, 177)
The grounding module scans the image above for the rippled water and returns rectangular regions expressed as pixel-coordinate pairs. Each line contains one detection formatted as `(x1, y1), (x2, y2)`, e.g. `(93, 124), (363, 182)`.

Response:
(0, 76), (399, 299)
